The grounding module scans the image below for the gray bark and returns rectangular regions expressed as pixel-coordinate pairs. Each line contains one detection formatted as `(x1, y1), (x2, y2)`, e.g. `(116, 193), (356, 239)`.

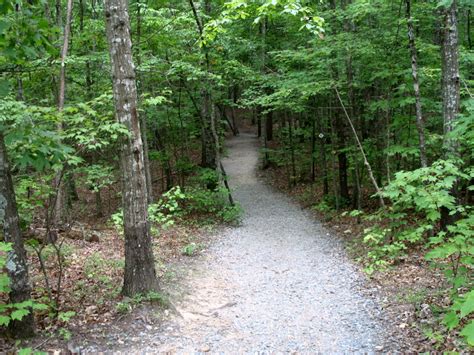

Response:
(440, 0), (461, 230)
(104, 0), (159, 296)
(136, 0), (153, 203)
(53, 0), (73, 226)
(406, 0), (428, 168)
(188, 0), (219, 170)
(0, 132), (35, 338)
(441, 0), (460, 157)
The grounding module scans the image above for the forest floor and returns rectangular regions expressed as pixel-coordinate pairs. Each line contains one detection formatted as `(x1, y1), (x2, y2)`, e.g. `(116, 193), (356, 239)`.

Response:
(65, 131), (409, 353)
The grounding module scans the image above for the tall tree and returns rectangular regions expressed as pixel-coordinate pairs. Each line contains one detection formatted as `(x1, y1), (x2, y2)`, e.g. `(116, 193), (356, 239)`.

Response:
(405, 0), (428, 168)
(441, 0), (461, 157)
(104, 0), (159, 296)
(53, 0), (74, 226)
(440, 0), (461, 229)
(188, 0), (219, 170)
(0, 132), (35, 338)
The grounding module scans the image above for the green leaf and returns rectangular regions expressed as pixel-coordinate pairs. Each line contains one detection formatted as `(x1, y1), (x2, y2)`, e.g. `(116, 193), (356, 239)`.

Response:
(10, 308), (30, 321)
(460, 320), (474, 346)
(0, 80), (10, 98)
(18, 348), (33, 355)
(460, 291), (474, 318)
(443, 311), (459, 330)
(0, 315), (10, 326)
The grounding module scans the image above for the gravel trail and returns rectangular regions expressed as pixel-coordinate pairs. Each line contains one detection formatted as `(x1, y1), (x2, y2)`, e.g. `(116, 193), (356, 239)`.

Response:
(107, 133), (390, 353)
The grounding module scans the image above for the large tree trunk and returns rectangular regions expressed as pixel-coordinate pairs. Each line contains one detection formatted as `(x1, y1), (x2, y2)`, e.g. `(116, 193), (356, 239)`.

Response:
(440, 0), (461, 230)
(406, 0), (428, 168)
(104, 0), (159, 296)
(0, 132), (35, 338)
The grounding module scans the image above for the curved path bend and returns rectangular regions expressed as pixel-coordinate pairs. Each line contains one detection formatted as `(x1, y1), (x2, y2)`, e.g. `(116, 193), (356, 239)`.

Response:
(89, 133), (391, 353)
(151, 132), (388, 353)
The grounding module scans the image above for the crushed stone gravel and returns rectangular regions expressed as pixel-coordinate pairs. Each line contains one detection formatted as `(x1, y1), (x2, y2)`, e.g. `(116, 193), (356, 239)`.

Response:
(82, 132), (398, 353)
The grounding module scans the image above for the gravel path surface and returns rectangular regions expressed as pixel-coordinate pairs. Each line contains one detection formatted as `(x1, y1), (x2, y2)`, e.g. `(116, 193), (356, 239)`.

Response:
(90, 133), (391, 353)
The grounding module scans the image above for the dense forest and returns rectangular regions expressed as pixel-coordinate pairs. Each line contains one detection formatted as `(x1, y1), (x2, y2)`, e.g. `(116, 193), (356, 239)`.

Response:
(0, 0), (473, 352)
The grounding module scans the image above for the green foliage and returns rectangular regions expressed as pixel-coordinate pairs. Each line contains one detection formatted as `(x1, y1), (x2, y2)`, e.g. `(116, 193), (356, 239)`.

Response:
(115, 291), (168, 314)
(0, 242), (48, 328)
(361, 159), (473, 345)
(148, 186), (187, 230)
(182, 242), (200, 256)
(76, 164), (115, 193)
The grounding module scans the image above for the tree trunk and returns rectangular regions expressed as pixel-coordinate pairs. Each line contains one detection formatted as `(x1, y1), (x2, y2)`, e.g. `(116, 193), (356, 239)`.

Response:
(136, 0), (153, 203)
(440, 0), (461, 230)
(231, 86), (240, 135)
(406, 0), (428, 168)
(188, 0), (219, 170)
(441, 0), (460, 157)
(287, 113), (296, 187)
(335, 87), (385, 208)
(265, 111), (273, 141)
(104, 0), (159, 296)
(334, 108), (350, 203)
(53, 0), (73, 227)
(0, 132), (35, 338)
(317, 108), (329, 195)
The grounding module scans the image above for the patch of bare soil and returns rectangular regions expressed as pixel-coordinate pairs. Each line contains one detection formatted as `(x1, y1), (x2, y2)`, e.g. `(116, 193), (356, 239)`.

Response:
(0, 219), (213, 353)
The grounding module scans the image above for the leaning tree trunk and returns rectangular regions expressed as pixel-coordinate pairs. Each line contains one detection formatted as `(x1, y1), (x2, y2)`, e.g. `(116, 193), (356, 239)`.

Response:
(0, 132), (35, 338)
(104, 0), (159, 296)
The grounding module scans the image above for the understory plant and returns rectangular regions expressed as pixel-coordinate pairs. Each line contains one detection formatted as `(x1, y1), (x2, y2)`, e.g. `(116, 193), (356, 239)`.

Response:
(361, 158), (474, 346)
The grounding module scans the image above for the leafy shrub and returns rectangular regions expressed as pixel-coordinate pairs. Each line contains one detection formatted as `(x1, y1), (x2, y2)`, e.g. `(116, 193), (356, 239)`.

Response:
(361, 159), (474, 345)
(148, 186), (186, 229)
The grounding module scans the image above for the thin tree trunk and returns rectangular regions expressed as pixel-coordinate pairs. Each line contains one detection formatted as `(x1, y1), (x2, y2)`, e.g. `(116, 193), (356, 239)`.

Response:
(188, 0), (219, 170)
(104, 0), (159, 296)
(0, 132), (35, 338)
(334, 107), (350, 203)
(287, 112), (296, 187)
(311, 112), (316, 183)
(317, 108), (329, 195)
(406, 0), (428, 168)
(467, 9), (472, 50)
(136, 0), (153, 203)
(442, 0), (461, 157)
(53, 0), (73, 226)
(230, 86), (240, 135)
(335, 87), (385, 208)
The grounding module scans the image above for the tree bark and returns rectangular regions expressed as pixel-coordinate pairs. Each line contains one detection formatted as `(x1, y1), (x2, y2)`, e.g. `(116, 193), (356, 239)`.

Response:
(441, 0), (460, 157)
(440, 0), (461, 230)
(188, 0), (219, 170)
(136, 0), (153, 203)
(405, 0), (428, 168)
(53, 0), (73, 227)
(104, 0), (159, 296)
(0, 132), (35, 338)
